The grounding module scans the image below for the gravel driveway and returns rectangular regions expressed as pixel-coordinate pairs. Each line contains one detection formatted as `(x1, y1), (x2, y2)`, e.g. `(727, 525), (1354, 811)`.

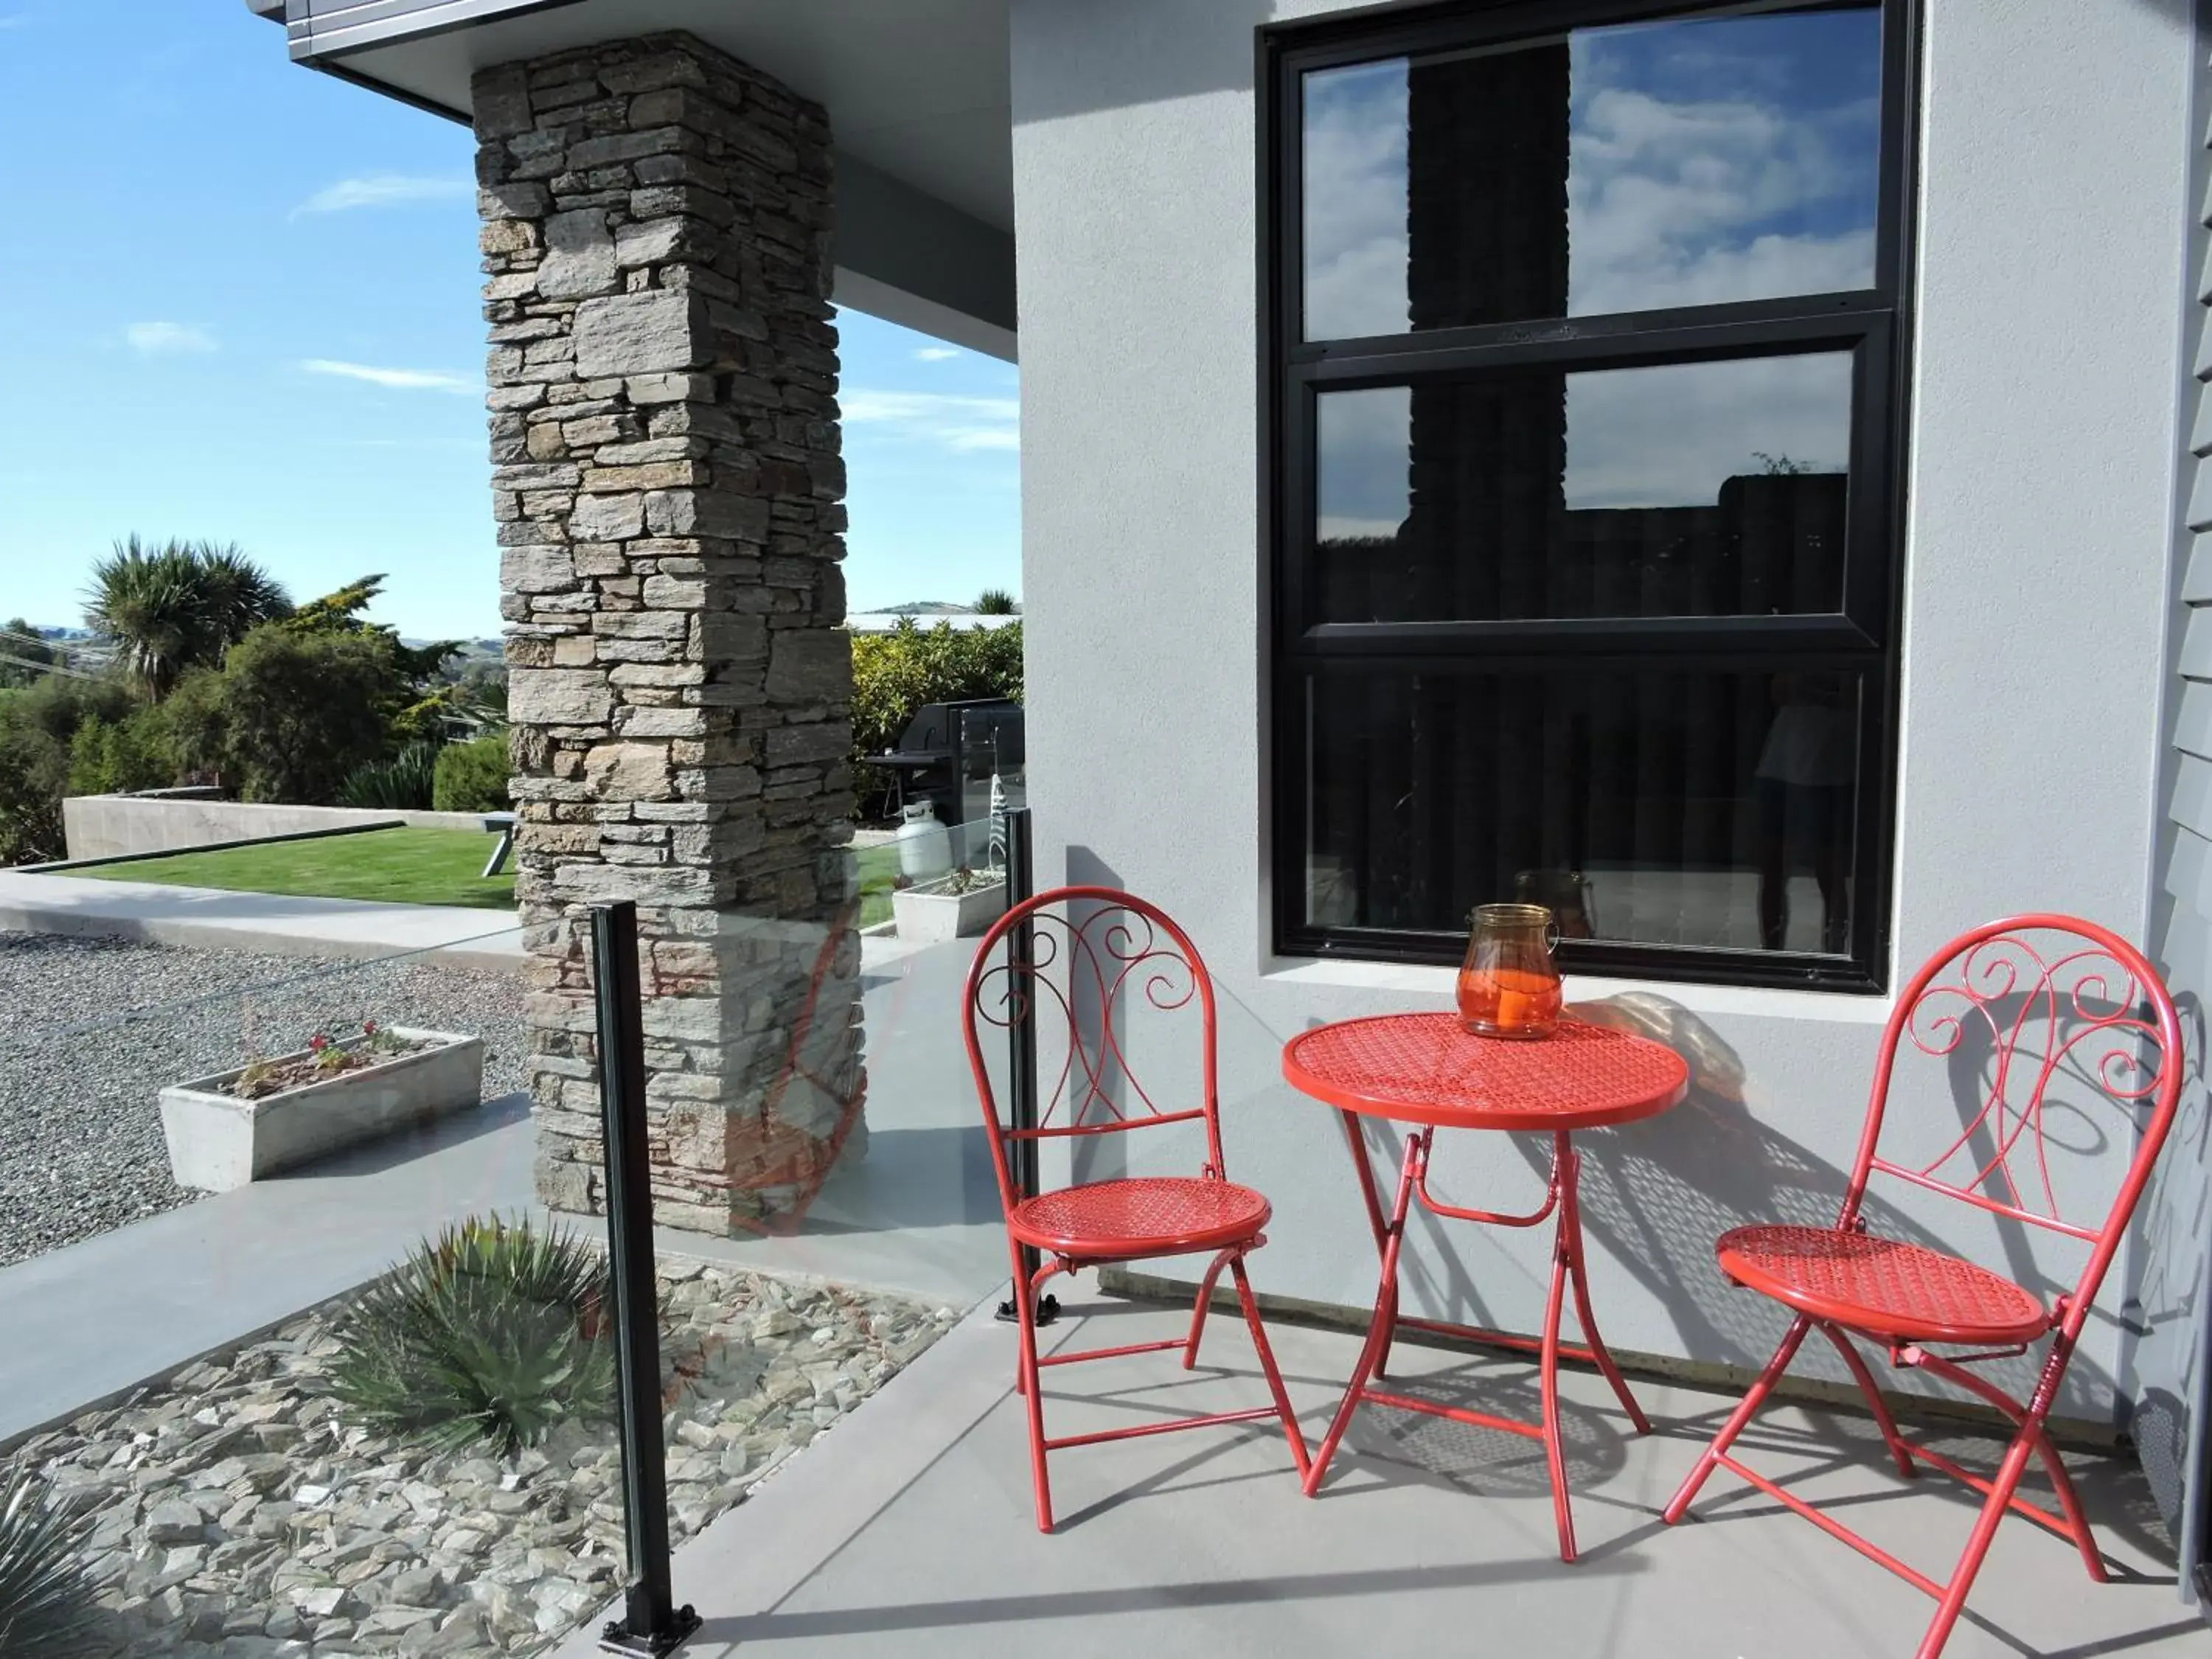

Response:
(0, 931), (526, 1269)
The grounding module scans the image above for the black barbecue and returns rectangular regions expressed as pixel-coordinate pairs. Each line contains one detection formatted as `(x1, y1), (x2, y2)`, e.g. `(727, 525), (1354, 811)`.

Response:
(860, 698), (1023, 825)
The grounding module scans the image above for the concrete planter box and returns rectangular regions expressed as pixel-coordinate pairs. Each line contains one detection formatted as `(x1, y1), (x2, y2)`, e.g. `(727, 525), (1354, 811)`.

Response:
(159, 1028), (484, 1192)
(891, 875), (1008, 944)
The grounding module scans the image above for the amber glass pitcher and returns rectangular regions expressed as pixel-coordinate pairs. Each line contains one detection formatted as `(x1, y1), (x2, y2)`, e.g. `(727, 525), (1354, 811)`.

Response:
(1457, 902), (1563, 1040)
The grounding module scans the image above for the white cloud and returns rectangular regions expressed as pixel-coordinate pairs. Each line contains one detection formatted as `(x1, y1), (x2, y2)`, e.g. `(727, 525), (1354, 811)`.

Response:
(127, 321), (215, 355)
(293, 173), (474, 217)
(1298, 25), (1880, 335)
(1562, 352), (1851, 509)
(1301, 60), (1411, 340)
(301, 359), (477, 394)
(842, 390), (1019, 453)
(912, 347), (961, 363)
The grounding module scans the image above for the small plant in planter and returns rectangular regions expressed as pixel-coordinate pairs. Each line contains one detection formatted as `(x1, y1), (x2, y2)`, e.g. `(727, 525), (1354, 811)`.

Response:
(162, 1019), (485, 1191)
(0, 1461), (103, 1657)
(322, 1214), (618, 1457)
(891, 861), (1009, 942)
(932, 863), (1002, 897)
(232, 1018), (425, 1099)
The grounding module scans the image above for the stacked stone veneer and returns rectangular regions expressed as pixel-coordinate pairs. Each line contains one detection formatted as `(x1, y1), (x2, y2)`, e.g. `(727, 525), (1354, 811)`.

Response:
(471, 33), (864, 1233)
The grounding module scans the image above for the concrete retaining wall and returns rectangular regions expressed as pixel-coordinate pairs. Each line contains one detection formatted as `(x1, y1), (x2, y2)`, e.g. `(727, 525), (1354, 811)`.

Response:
(62, 795), (497, 861)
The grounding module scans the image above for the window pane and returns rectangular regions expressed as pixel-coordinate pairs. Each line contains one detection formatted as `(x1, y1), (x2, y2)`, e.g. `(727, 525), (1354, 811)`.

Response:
(1313, 352), (1853, 622)
(1301, 667), (1863, 955)
(1301, 4), (1882, 340)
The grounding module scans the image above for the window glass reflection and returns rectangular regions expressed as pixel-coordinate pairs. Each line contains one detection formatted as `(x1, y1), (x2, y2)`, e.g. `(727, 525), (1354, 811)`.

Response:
(1301, 5), (1883, 339)
(1303, 667), (1862, 953)
(1314, 352), (1853, 622)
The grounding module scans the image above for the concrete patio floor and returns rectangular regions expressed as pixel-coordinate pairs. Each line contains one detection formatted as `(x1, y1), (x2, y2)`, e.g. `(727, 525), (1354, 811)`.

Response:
(560, 1290), (2204, 1659)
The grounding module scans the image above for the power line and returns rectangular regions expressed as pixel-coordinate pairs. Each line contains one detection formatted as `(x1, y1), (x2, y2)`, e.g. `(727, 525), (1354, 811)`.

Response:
(0, 650), (104, 682)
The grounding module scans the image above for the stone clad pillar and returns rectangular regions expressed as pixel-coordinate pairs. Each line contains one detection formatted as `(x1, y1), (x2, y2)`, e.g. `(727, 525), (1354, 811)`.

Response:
(471, 32), (863, 1232)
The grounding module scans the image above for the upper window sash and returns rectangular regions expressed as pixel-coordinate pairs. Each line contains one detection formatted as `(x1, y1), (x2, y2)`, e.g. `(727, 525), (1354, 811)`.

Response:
(1278, 0), (1909, 349)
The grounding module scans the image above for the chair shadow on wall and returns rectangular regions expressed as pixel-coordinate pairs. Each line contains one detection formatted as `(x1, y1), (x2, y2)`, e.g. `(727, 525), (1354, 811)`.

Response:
(1343, 986), (2194, 1578)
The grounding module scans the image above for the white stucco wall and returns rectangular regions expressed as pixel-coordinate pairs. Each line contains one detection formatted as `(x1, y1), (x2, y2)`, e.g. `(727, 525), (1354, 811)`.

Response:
(1009, 0), (2194, 1421)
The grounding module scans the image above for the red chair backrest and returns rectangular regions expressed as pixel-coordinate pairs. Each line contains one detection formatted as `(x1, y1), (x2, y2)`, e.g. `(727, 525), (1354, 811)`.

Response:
(961, 886), (1224, 1219)
(1846, 916), (2183, 1337)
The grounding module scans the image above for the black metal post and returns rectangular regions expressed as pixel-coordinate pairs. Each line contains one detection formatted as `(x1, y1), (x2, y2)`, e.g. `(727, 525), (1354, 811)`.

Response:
(591, 902), (700, 1658)
(995, 807), (1058, 1327)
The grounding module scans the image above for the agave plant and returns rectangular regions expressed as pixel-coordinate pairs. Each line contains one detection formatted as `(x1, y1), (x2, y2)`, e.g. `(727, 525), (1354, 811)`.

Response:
(323, 1215), (616, 1456)
(335, 742), (440, 810)
(83, 536), (291, 700)
(0, 1462), (102, 1657)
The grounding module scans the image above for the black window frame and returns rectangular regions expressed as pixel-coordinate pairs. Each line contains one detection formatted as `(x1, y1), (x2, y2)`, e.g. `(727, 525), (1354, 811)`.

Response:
(1260, 0), (1921, 992)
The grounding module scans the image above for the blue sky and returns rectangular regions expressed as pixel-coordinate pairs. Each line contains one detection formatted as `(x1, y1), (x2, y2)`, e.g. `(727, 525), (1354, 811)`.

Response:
(0, 0), (1020, 641)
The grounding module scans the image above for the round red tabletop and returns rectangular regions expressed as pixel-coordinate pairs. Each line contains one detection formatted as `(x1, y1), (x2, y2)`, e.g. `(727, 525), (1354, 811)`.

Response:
(1281, 1012), (1689, 1133)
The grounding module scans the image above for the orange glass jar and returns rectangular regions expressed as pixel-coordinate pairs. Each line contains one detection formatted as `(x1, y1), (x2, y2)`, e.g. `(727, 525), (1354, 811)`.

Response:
(1457, 902), (1562, 1040)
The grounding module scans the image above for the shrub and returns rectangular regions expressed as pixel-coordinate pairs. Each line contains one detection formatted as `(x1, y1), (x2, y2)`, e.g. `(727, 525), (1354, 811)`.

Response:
(0, 706), (66, 866)
(206, 625), (404, 804)
(433, 731), (513, 813)
(850, 619), (1023, 815)
(0, 1461), (102, 1656)
(65, 708), (170, 797)
(322, 1215), (616, 1456)
(0, 676), (141, 865)
(338, 742), (440, 811)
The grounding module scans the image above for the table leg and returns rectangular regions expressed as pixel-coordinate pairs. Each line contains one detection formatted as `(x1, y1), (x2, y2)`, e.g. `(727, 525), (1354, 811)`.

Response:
(1339, 1110), (1418, 1377)
(1318, 1120), (1649, 1562)
(1557, 1134), (1651, 1435)
(1336, 1105), (1389, 1254)
(1304, 1129), (1421, 1497)
(1539, 1190), (1574, 1562)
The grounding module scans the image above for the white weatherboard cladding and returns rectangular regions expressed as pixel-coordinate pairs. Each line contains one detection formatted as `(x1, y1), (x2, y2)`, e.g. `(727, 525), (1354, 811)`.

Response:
(1009, 0), (2192, 1424)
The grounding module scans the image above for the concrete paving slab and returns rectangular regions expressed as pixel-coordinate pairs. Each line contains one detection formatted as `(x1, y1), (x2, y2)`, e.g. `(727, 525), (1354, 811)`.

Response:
(555, 1295), (2202, 1659)
(0, 1093), (534, 1447)
(0, 870), (524, 968)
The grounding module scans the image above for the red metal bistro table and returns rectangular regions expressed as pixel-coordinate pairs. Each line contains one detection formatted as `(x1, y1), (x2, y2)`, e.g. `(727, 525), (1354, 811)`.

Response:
(1282, 1012), (1688, 1562)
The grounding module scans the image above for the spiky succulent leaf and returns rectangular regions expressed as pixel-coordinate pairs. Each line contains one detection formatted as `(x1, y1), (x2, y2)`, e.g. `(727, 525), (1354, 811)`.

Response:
(0, 1462), (102, 1657)
(322, 1214), (615, 1457)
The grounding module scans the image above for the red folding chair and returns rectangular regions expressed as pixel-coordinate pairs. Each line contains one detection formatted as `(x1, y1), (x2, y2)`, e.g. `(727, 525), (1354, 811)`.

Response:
(961, 885), (1311, 1531)
(1663, 916), (2183, 1658)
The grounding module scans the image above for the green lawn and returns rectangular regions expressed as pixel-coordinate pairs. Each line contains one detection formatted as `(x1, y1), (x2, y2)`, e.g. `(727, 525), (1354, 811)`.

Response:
(855, 842), (899, 928)
(77, 827), (518, 911)
(80, 828), (903, 922)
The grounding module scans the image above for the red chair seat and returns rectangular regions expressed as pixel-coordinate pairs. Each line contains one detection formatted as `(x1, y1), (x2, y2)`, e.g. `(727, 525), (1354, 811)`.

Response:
(1009, 1176), (1271, 1256)
(1717, 1223), (2051, 1346)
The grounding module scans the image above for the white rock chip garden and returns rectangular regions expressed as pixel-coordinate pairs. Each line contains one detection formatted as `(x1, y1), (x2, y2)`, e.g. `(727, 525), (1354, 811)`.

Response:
(16, 1262), (954, 1657)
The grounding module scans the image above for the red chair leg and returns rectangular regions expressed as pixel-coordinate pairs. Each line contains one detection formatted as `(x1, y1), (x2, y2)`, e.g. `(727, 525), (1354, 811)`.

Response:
(1814, 1321), (1916, 1481)
(1010, 1245), (1055, 1533)
(1229, 1254), (1311, 1478)
(1917, 1427), (2043, 1659)
(2030, 1424), (2107, 1583)
(1910, 1345), (2107, 1585)
(1182, 1246), (1237, 1370)
(1663, 1313), (1812, 1523)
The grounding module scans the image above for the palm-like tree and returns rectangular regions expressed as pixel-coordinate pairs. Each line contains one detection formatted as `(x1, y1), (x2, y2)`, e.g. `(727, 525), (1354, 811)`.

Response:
(85, 538), (291, 699)
(973, 588), (1018, 616)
